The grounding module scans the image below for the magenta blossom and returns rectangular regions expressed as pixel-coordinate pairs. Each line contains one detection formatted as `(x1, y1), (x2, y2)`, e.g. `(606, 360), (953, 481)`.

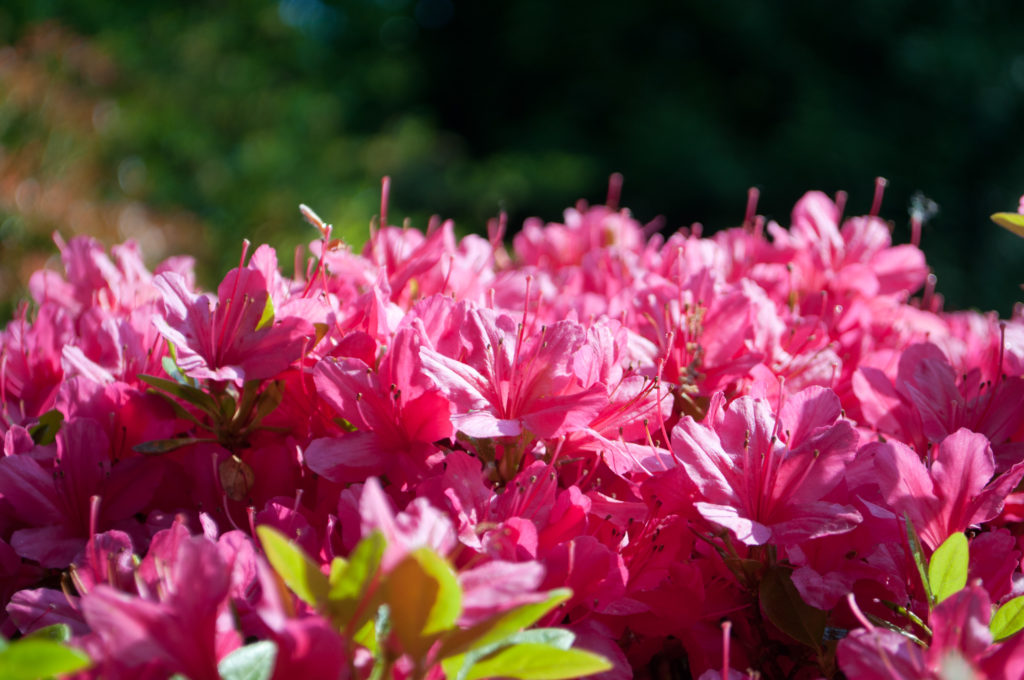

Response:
(419, 300), (606, 441)
(153, 260), (313, 382)
(861, 427), (1024, 550)
(0, 418), (160, 567)
(80, 530), (241, 680)
(673, 386), (861, 546)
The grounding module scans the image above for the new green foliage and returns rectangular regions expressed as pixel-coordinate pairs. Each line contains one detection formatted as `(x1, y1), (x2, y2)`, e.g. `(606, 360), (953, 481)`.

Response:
(928, 532), (969, 605)
(258, 526), (611, 679)
(217, 641), (278, 680)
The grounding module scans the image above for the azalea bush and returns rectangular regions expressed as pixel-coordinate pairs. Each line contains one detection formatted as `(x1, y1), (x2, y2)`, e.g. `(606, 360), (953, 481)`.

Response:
(3, 177), (1024, 679)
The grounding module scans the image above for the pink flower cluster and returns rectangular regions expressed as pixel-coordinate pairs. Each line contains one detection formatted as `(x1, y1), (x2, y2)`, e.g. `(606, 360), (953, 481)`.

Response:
(3, 181), (1024, 679)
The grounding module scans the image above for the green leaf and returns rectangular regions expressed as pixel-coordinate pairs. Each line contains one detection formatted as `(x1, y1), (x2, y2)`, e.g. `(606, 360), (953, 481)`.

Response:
(256, 294), (275, 331)
(28, 409), (64, 446)
(876, 598), (930, 636)
(928, 532), (969, 604)
(462, 643), (611, 680)
(218, 640), (277, 680)
(328, 556), (348, 587)
(863, 611), (928, 647)
(446, 629), (578, 680)
(758, 565), (827, 652)
(991, 595), (1024, 641)
(327, 531), (385, 631)
(132, 437), (207, 455)
(353, 617), (378, 654)
(438, 588), (571, 661)
(0, 638), (92, 680)
(904, 513), (934, 607)
(363, 604), (391, 666)
(23, 624), (71, 643)
(162, 354), (189, 385)
(508, 628), (576, 650)
(384, 547), (462, 658)
(992, 212), (1024, 238)
(139, 373), (221, 417)
(256, 525), (328, 608)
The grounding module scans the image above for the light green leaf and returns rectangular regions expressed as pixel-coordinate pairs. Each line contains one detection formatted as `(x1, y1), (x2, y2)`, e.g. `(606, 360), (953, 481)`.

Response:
(218, 640), (277, 680)
(384, 547), (462, 658)
(446, 627), (578, 680)
(328, 556), (348, 587)
(256, 295), (275, 331)
(362, 604), (391, 666)
(257, 525), (328, 608)
(327, 531), (385, 631)
(353, 617), (378, 654)
(510, 628), (576, 650)
(0, 638), (91, 680)
(463, 643), (611, 680)
(23, 624), (71, 643)
(992, 595), (1024, 641)
(928, 532), (969, 604)
(329, 531), (383, 601)
(28, 409), (64, 446)
(438, 588), (571, 661)
(162, 354), (189, 385)
(992, 212), (1024, 238)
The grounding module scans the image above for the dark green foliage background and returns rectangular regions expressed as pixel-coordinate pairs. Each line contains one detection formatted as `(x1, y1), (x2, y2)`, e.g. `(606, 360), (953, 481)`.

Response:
(2, 0), (1023, 313)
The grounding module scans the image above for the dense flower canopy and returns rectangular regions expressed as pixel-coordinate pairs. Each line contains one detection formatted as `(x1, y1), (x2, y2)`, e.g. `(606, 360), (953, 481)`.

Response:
(3, 183), (1024, 679)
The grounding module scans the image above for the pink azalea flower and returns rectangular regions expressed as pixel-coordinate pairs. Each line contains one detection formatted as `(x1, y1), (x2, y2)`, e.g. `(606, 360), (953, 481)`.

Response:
(513, 202), (646, 269)
(61, 303), (169, 387)
(28, 234), (192, 318)
(786, 495), (909, 611)
(153, 261), (313, 382)
(80, 531), (241, 680)
(0, 536), (42, 634)
(356, 477), (458, 571)
(419, 300), (606, 441)
(862, 427), (1024, 550)
(7, 587), (88, 638)
(55, 377), (178, 458)
(0, 418), (160, 567)
(632, 272), (764, 401)
(770, 191), (928, 301)
(6, 528), (135, 637)
(0, 304), (69, 428)
(839, 585), (994, 679)
(305, 326), (451, 487)
(672, 386), (861, 546)
(12, 182), (1024, 678)
(355, 477), (551, 626)
(892, 342), (1024, 470)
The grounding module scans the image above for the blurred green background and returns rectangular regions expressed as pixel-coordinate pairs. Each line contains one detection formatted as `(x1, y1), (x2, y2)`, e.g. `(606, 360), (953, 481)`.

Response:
(1, 0), (1023, 319)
